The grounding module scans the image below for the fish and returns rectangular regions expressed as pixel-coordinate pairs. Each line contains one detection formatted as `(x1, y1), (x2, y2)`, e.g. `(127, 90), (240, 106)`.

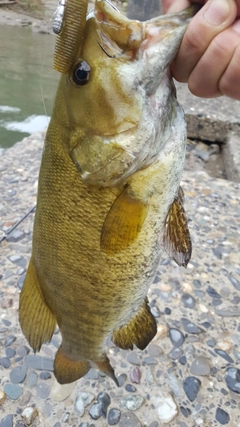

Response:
(19, 0), (195, 385)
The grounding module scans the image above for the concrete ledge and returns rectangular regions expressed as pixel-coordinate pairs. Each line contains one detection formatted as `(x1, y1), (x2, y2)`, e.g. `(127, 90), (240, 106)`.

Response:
(223, 132), (240, 183)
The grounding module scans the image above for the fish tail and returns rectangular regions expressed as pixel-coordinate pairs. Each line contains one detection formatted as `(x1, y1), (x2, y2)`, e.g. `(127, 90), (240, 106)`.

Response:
(19, 258), (56, 352)
(54, 346), (90, 384)
(112, 298), (157, 351)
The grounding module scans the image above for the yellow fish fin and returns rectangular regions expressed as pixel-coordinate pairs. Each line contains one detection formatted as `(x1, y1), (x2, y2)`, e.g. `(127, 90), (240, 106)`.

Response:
(54, 346), (90, 384)
(100, 186), (148, 255)
(163, 186), (192, 267)
(95, 356), (118, 386)
(112, 298), (157, 351)
(19, 259), (56, 352)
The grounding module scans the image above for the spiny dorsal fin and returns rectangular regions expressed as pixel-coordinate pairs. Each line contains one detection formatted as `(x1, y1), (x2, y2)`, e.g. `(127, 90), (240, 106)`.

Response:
(163, 186), (192, 267)
(100, 186), (148, 255)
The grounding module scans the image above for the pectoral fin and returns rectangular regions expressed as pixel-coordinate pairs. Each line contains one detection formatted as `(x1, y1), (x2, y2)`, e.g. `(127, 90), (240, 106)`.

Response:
(163, 187), (192, 267)
(100, 186), (148, 255)
(112, 298), (157, 350)
(19, 259), (56, 352)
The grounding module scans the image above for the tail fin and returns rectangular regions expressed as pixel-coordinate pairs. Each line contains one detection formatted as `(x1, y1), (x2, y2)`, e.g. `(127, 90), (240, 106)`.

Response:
(54, 346), (90, 384)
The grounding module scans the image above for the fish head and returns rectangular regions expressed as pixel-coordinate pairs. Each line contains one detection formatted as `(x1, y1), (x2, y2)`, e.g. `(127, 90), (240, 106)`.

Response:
(57, 0), (198, 185)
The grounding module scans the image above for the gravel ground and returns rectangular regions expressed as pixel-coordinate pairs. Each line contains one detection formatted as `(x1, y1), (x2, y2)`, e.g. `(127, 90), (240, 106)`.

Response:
(0, 131), (240, 426)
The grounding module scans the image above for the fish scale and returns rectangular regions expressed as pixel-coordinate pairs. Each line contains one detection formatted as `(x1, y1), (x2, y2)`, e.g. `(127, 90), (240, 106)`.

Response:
(19, 0), (195, 385)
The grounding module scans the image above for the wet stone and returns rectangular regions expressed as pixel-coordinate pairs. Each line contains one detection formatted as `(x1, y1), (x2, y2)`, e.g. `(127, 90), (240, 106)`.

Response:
(169, 328), (185, 347)
(27, 371), (38, 388)
(181, 318), (203, 334)
(125, 384), (136, 393)
(4, 335), (16, 347)
(127, 351), (141, 365)
(215, 407), (230, 425)
(183, 376), (201, 402)
(4, 383), (23, 400)
(39, 371), (51, 380)
(215, 349), (234, 363)
(225, 367), (240, 393)
(0, 415), (13, 427)
(190, 356), (211, 376)
(108, 408), (121, 425)
(117, 373), (127, 387)
(10, 366), (27, 384)
(119, 412), (142, 427)
(181, 293), (196, 308)
(0, 357), (11, 368)
(169, 347), (182, 360)
(35, 382), (50, 399)
(119, 395), (144, 411)
(6, 348), (16, 358)
(129, 367), (141, 384)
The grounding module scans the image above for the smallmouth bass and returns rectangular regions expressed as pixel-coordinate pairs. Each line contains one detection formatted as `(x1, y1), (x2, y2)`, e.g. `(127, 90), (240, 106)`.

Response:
(19, 0), (195, 385)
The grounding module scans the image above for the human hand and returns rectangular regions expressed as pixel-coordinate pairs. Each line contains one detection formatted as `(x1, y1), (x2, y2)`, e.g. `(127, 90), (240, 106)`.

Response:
(162, 0), (240, 100)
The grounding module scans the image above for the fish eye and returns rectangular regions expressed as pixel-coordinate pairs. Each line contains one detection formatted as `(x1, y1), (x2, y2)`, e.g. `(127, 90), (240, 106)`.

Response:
(72, 60), (91, 86)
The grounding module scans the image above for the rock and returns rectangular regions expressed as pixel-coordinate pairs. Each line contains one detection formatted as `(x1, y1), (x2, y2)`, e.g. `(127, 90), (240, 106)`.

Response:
(127, 351), (141, 365)
(119, 412), (142, 427)
(129, 367), (141, 384)
(89, 392), (111, 419)
(215, 408), (230, 425)
(214, 349), (234, 363)
(183, 377), (201, 402)
(0, 357), (11, 368)
(39, 371), (51, 380)
(51, 380), (76, 401)
(152, 393), (178, 424)
(169, 347), (182, 360)
(35, 382), (50, 399)
(181, 293), (196, 308)
(117, 373), (127, 387)
(89, 403), (102, 420)
(206, 286), (221, 299)
(190, 356), (211, 376)
(19, 391), (32, 406)
(225, 367), (240, 394)
(0, 415), (13, 427)
(125, 384), (136, 393)
(4, 383), (23, 400)
(181, 318), (203, 334)
(74, 392), (95, 416)
(5, 348), (16, 358)
(228, 275), (240, 291)
(108, 408), (121, 425)
(21, 407), (38, 425)
(169, 328), (185, 347)
(10, 366), (27, 384)
(119, 395), (144, 411)
(147, 343), (162, 358)
(0, 390), (6, 405)
(8, 255), (26, 267)
(4, 335), (16, 347)
(27, 371), (38, 388)
(6, 230), (25, 242)
(179, 356), (187, 365)
(25, 354), (54, 371)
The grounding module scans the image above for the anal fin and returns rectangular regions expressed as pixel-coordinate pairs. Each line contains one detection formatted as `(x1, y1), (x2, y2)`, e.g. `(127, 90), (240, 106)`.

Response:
(100, 185), (148, 255)
(54, 346), (90, 384)
(95, 356), (118, 386)
(112, 298), (157, 351)
(19, 258), (56, 352)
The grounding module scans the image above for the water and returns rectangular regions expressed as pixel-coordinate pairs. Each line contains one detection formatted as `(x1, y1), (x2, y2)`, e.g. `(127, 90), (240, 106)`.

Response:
(0, 25), (58, 148)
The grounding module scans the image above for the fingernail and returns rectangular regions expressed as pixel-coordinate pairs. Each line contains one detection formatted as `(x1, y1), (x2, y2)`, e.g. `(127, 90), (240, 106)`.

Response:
(204, 0), (230, 26)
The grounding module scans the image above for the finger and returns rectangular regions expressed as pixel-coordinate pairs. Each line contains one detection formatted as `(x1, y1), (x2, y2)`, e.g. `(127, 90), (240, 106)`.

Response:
(171, 0), (237, 82)
(162, 0), (190, 14)
(188, 23), (240, 97)
(219, 20), (240, 99)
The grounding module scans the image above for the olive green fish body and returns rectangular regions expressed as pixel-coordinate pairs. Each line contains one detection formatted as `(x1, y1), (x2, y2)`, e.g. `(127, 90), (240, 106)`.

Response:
(19, 0), (194, 384)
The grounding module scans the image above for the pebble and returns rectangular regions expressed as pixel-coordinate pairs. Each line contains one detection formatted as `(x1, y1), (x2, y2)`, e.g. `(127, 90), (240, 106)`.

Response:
(228, 275), (240, 291)
(206, 286), (221, 299)
(215, 408), (230, 425)
(143, 356), (157, 365)
(8, 255), (26, 267)
(214, 349), (234, 363)
(119, 395), (144, 411)
(127, 351), (141, 365)
(4, 383), (23, 400)
(19, 390), (32, 406)
(190, 356), (211, 376)
(119, 412), (142, 427)
(89, 392), (111, 419)
(147, 343), (162, 358)
(74, 392), (95, 416)
(152, 393), (178, 424)
(25, 354), (54, 371)
(4, 335), (16, 347)
(35, 382), (50, 399)
(117, 373), (127, 387)
(225, 367), (240, 393)
(169, 328), (185, 347)
(10, 366), (27, 384)
(179, 356), (187, 365)
(27, 371), (38, 388)
(17, 346), (30, 357)
(0, 357), (11, 368)
(169, 347), (183, 360)
(21, 407), (38, 425)
(89, 402), (102, 420)
(181, 293), (196, 308)
(108, 408), (121, 425)
(5, 348), (15, 358)
(6, 230), (25, 242)
(148, 423), (159, 427)
(181, 318), (203, 334)
(183, 377), (201, 402)
(125, 384), (136, 393)
(0, 415), (13, 427)
(129, 367), (141, 384)
(206, 338), (216, 347)
(50, 380), (75, 402)
(39, 371), (51, 380)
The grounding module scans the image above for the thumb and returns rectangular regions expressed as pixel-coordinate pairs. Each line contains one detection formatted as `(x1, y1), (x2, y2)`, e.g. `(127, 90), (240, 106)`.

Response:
(162, 0), (191, 13)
